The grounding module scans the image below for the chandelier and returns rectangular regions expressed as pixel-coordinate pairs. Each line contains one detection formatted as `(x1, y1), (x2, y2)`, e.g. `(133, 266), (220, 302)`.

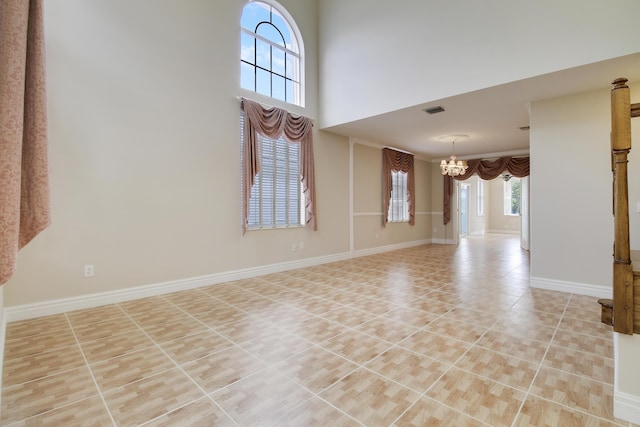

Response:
(439, 135), (469, 177)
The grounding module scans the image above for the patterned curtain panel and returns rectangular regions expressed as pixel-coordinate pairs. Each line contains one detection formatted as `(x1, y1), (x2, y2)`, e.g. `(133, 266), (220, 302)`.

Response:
(0, 0), (50, 285)
(241, 98), (316, 235)
(443, 157), (529, 225)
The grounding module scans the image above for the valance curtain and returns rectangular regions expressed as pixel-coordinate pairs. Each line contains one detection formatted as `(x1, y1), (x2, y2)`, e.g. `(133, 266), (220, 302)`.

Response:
(443, 156), (529, 225)
(0, 0), (50, 285)
(241, 98), (316, 235)
(382, 148), (415, 226)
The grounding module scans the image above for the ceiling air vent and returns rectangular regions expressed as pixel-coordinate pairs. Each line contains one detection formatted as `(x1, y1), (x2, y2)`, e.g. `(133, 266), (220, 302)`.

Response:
(424, 106), (446, 115)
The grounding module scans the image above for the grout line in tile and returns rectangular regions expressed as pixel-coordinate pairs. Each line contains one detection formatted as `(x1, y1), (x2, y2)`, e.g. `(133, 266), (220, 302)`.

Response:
(509, 292), (573, 427)
(116, 306), (244, 425)
(64, 313), (118, 427)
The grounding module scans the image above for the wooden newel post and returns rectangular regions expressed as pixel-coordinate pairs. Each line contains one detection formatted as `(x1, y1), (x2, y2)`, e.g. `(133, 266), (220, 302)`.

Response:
(611, 78), (634, 334)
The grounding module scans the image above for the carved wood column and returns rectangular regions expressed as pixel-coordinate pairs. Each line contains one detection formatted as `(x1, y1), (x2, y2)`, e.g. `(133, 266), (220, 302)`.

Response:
(611, 78), (634, 334)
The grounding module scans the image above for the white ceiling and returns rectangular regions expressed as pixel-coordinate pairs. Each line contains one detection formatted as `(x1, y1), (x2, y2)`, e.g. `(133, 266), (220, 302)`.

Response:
(321, 53), (640, 161)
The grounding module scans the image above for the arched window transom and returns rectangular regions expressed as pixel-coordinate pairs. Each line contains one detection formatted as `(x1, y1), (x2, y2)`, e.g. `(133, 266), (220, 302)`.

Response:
(240, 1), (302, 106)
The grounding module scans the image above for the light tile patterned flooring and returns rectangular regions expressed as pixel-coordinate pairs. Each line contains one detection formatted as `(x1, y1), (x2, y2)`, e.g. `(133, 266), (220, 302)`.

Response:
(2, 235), (636, 426)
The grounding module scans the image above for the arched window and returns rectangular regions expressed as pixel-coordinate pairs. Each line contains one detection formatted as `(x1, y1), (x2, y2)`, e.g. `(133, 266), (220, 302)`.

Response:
(240, 0), (303, 106)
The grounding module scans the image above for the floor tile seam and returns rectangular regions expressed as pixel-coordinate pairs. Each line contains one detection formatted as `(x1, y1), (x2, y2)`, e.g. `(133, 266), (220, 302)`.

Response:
(509, 296), (571, 427)
(391, 309), (516, 422)
(66, 305), (130, 328)
(518, 393), (630, 427)
(4, 324), (72, 342)
(2, 340), (83, 364)
(273, 393), (367, 427)
(448, 364), (534, 394)
(357, 354), (451, 396)
(554, 324), (615, 341)
(62, 313), (118, 427)
(388, 376), (494, 427)
(86, 343), (174, 372)
(390, 314), (504, 416)
(157, 292), (289, 341)
(485, 326), (556, 346)
(2, 394), (113, 427)
(534, 363), (616, 387)
(544, 341), (615, 362)
(116, 308), (224, 411)
(236, 332), (319, 364)
(135, 395), (241, 427)
(310, 333), (394, 368)
(1, 361), (99, 393)
(553, 324), (615, 343)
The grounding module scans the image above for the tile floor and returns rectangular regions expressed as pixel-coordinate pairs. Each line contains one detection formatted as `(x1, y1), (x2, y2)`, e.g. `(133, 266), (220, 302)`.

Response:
(1, 235), (636, 426)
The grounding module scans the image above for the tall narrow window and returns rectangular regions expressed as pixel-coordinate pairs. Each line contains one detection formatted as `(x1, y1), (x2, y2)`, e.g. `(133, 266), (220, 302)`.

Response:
(382, 148), (415, 226)
(504, 177), (521, 215)
(240, 1), (303, 106)
(388, 171), (409, 222)
(240, 98), (316, 235)
(241, 112), (303, 229)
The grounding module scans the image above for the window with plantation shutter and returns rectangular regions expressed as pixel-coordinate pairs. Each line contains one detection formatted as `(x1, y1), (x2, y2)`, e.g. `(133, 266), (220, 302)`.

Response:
(241, 112), (303, 229)
(388, 171), (409, 222)
(382, 147), (415, 226)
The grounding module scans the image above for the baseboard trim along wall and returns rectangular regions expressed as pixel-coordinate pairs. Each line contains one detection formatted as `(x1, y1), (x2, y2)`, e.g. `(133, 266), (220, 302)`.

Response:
(614, 390), (640, 424)
(529, 276), (612, 299)
(486, 229), (520, 235)
(5, 251), (350, 322)
(352, 239), (431, 258)
(5, 239), (435, 322)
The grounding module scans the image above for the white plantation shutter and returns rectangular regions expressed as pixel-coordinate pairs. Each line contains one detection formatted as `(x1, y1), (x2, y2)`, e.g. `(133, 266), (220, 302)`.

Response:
(241, 112), (303, 229)
(388, 171), (409, 222)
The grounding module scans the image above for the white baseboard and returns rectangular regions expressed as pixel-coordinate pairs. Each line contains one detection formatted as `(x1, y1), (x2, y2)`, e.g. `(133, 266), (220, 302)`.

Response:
(353, 239), (431, 258)
(487, 229), (520, 235)
(431, 238), (455, 245)
(529, 276), (612, 298)
(4, 251), (351, 322)
(614, 390), (640, 424)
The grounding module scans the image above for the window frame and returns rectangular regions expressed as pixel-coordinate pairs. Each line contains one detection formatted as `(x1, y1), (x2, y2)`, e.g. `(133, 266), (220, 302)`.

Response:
(240, 0), (305, 107)
(477, 179), (484, 217)
(503, 177), (521, 216)
(387, 170), (410, 223)
(240, 112), (304, 230)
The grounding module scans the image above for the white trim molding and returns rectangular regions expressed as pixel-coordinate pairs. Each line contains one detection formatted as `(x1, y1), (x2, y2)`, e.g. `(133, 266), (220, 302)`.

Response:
(486, 229), (520, 235)
(4, 252), (351, 322)
(614, 390), (640, 424)
(352, 239), (431, 258)
(530, 276), (612, 298)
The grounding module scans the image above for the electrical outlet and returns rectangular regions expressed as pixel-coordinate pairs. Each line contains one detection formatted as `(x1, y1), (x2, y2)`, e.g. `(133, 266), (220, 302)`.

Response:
(299, 241), (305, 250)
(291, 243), (297, 252)
(84, 265), (94, 277)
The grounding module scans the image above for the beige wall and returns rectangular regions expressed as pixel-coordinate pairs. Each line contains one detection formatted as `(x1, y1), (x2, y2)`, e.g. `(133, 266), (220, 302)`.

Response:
(5, 0), (354, 307)
(530, 82), (640, 413)
(318, 0), (640, 128)
(352, 143), (432, 251)
(488, 178), (521, 234)
(6, 0), (443, 308)
(530, 88), (613, 287)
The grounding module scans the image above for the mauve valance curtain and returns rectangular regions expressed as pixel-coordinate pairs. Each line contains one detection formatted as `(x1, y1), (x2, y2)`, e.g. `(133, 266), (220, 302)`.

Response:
(0, 0), (50, 285)
(241, 98), (316, 235)
(443, 157), (529, 225)
(382, 148), (415, 226)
